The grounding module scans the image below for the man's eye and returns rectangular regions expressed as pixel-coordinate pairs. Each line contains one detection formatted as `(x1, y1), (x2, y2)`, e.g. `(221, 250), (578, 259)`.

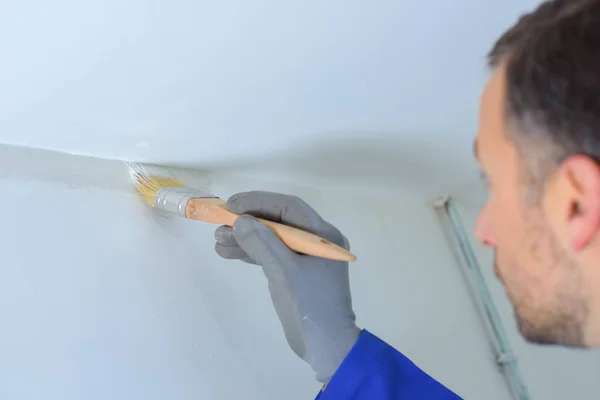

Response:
(479, 171), (490, 187)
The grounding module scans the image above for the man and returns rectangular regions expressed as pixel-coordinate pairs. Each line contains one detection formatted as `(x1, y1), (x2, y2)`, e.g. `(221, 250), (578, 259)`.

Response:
(214, 0), (600, 398)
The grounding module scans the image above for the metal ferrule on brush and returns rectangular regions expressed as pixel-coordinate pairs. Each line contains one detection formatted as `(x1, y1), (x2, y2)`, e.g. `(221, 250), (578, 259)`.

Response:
(154, 187), (215, 217)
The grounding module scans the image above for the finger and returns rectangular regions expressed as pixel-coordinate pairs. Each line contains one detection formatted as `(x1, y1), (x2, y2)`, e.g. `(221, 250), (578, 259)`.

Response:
(215, 225), (237, 246)
(227, 191), (348, 249)
(340, 233), (351, 251)
(226, 191), (291, 221)
(233, 214), (297, 268)
(214, 243), (256, 265)
(226, 191), (326, 235)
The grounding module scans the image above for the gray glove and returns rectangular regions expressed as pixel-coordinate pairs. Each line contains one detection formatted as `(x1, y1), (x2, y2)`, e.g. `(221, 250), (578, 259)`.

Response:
(214, 191), (361, 385)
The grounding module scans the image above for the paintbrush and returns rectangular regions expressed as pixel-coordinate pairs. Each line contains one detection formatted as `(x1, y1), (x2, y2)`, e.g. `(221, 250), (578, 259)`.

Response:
(129, 164), (357, 262)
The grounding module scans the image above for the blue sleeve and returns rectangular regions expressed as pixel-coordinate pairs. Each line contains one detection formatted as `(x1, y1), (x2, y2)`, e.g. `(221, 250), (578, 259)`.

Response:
(314, 330), (462, 400)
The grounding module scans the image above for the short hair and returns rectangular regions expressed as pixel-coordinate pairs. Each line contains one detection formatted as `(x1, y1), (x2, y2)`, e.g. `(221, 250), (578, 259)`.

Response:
(487, 0), (600, 194)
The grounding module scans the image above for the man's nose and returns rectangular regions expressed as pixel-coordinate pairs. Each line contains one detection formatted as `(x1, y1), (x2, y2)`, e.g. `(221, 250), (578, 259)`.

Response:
(474, 205), (496, 248)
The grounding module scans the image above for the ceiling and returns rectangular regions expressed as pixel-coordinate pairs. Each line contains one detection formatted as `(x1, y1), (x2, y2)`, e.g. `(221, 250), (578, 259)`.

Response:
(0, 0), (540, 197)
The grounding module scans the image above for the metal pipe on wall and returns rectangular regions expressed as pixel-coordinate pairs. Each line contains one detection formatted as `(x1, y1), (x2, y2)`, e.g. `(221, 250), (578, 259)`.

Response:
(432, 196), (530, 400)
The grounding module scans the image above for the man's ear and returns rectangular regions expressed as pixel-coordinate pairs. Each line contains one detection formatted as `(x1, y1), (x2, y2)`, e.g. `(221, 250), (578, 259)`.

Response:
(545, 155), (600, 251)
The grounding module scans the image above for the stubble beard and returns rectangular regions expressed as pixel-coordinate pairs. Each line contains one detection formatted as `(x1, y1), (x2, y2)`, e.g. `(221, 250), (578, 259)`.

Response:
(494, 216), (588, 347)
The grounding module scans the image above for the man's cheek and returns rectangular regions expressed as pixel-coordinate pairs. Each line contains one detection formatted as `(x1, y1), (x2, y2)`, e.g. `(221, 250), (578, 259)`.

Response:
(487, 196), (505, 234)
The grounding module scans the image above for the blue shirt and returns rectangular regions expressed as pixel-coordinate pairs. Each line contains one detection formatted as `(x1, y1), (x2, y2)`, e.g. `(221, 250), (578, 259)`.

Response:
(315, 330), (462, 399)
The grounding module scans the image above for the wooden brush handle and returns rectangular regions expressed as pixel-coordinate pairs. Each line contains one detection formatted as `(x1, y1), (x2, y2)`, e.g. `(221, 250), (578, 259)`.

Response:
(185, 198), (357, 262)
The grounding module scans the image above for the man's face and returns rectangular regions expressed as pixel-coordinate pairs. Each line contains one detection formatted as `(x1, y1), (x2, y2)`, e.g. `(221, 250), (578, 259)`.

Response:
(473, 64), (588, 346)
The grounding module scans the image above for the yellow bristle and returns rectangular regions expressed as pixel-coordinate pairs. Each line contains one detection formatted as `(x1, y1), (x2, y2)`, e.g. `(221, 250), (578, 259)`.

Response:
(128, 163), (186, 207)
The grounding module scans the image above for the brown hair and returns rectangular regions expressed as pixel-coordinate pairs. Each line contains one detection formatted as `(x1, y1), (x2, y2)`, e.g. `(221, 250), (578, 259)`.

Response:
(488, 0), (600, 189)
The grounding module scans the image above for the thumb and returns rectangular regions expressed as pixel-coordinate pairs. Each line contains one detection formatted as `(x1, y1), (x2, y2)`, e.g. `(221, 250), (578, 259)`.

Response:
(233, 215), (297, 268)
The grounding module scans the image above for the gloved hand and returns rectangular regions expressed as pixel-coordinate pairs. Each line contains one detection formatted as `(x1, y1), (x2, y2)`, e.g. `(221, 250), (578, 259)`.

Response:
(214, 191), (361, 385)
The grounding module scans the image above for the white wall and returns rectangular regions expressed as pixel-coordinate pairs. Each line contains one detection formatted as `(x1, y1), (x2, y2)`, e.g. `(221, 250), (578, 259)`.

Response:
(0, 0), (542, 195)
(454, 192), (600, 400)
(0, 145), (515, 399)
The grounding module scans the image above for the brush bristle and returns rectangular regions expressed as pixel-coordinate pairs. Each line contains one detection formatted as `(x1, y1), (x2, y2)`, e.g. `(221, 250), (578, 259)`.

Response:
(128, 163), (186, 207)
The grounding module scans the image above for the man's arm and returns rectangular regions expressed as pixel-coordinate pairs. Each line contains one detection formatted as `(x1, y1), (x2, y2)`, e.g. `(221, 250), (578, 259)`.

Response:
(214, 191), (461, 399)
(316, 330), (461, 399)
